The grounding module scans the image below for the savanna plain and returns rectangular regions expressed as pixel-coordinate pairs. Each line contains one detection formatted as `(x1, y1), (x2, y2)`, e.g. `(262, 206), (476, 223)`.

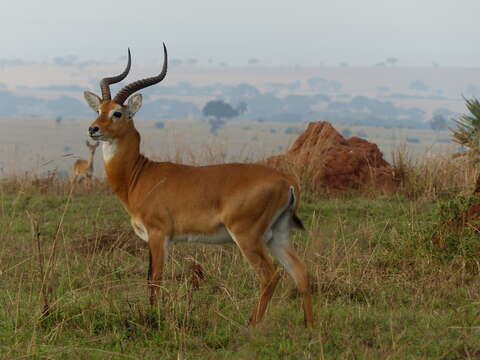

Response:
(1, 62), (479, 359)
(1, 145), (479, 359)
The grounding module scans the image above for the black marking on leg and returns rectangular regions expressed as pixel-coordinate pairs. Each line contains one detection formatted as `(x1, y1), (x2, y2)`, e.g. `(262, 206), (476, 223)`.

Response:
(147, 249), (152, 280)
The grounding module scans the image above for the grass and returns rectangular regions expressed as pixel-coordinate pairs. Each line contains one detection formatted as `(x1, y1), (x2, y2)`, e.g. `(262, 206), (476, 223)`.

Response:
(0, 171), (479, 359)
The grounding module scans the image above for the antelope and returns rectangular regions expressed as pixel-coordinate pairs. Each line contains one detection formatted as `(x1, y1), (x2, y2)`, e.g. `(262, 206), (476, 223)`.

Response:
(72, 140), (99, 183)
(82, 45), (313, 328)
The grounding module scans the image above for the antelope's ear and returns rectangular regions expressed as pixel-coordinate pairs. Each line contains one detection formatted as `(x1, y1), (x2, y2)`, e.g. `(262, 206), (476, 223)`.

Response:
(126, 94), (142, 117)
(83, 91), (102, 112)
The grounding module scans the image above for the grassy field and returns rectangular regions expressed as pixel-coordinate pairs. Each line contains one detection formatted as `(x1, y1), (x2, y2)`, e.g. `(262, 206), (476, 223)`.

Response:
(1, 162), (479, 359)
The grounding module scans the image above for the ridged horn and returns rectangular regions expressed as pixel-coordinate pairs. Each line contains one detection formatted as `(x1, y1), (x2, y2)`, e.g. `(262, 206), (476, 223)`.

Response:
(99, 48), (131, 100)
(113, 43), (168, 105)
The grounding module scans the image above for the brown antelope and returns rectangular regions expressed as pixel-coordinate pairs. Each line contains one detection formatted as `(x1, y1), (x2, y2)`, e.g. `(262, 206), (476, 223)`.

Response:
(72, 140), (99, 183)
(82, 45), (313, 328)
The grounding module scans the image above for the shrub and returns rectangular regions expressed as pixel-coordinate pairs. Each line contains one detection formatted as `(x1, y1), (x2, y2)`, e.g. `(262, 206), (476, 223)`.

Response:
(432, 195), (480, 263)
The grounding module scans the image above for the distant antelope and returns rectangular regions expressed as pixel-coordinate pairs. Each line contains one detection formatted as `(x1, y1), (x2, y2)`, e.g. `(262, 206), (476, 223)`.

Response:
(83, 45), (313, 327)
(72, 140), (99, 183)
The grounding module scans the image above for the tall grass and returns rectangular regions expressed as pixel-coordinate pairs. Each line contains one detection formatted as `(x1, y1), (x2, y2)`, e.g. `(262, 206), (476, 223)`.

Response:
(392, 146), (477, 200)
(1, 146), (479, 358)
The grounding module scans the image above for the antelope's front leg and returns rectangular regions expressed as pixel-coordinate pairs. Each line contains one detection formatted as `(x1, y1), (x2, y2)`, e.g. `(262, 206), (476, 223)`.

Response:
(147, 230), (168, 305)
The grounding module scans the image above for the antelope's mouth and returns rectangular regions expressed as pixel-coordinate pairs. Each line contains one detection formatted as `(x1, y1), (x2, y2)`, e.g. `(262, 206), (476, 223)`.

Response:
(89, 133), (107, 141)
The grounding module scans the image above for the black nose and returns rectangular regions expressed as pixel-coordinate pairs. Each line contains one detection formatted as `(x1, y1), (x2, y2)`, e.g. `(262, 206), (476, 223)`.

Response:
(89, 126), (99, 135)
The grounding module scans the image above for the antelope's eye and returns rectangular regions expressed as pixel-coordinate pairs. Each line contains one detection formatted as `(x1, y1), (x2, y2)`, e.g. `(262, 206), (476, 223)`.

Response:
(113, 111), (122, 118)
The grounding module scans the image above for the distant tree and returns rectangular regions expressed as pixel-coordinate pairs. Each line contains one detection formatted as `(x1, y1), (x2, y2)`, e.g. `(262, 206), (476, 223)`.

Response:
(430, 114), (448, 131)
(286, 80), (301, 91)
(141, 98), (199, 119)
(270, 128), (277, 134)
(227, 84), (259, 98)
(284, 126), (302, 135)
(176, 81), (192, 93)
(339, 62), (349, 67)
(386, 57), (398, 66)
(409, 80), (429, 92)
(248, 58), (260, 65)
(208, 119), (225, 136)
(155, 121), (165, 129)
(171, 59), (183, 66)
(55, 116), (63, 125)
(407, 137), (420, 143)
(307, 77), (342, 92)
(236, 101), (248, 115)
(356, 130), (368, 138)
(433, 108), (455, 118)
(48, 96), (89, 116)
(284, 95), (317, 114)
(341, 128), (352, 138)
(242, 94), (283, 117)
(202, 100), (239, 121)
(186, 58), (198, 65)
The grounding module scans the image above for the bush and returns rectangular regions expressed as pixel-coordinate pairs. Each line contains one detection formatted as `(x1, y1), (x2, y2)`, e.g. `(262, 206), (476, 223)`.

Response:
(432, 195), (480, 263)
(154, 121), (165, 129)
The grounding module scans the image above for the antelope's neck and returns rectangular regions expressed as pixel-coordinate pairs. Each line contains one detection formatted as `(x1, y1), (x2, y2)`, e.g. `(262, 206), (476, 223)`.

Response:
(102, 129), (146, 205)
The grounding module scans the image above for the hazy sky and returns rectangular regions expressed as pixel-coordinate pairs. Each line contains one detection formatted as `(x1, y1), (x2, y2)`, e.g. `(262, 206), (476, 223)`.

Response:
(1, 0), (480, 66)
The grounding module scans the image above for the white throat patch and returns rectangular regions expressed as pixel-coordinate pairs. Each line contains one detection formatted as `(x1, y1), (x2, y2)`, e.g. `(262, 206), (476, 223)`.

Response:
(102, 140), (118, 163)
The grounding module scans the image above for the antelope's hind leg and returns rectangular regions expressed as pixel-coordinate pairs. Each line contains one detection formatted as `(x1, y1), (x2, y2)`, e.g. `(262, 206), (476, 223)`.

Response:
(268, 213), (314, 328)
(228, 229), (281, 327)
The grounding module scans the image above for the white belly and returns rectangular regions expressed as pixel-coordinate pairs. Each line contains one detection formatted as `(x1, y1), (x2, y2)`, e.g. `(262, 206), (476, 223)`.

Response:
(131, 218), (234, 245)
(172, 227), (234, 245)
(131, 218), (149, 242)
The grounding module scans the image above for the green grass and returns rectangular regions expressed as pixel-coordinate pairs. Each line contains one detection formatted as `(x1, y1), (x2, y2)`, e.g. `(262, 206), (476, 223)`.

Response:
(0, 181), (479, 359)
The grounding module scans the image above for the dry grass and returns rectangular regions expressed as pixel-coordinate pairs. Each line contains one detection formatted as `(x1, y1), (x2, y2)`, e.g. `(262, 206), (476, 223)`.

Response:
(1, 148), (479, 358)
(392, 146), (477, 199)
